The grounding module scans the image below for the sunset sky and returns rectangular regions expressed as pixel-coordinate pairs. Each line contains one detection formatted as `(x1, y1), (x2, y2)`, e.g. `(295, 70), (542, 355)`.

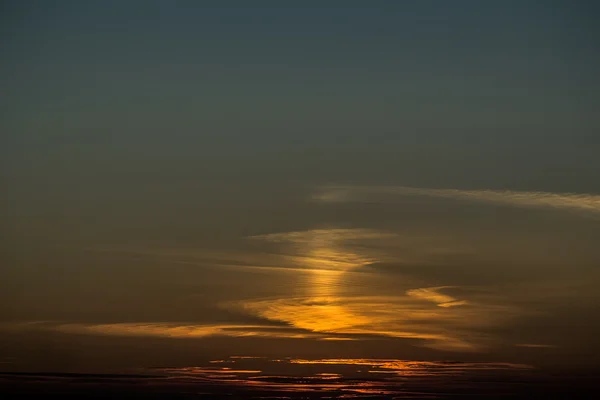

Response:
(1, 1), (599, 397)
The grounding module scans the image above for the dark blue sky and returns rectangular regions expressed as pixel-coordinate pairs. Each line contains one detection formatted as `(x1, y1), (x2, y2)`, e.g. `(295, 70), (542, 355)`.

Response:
(3, 1), (599, 194)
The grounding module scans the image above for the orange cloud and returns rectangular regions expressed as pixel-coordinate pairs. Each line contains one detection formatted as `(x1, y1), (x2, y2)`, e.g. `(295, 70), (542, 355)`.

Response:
(288, 358), (532, 373)
(406, 287), (468, 307)
(1, 321), (340, 340)
(231, 229), (526, 352)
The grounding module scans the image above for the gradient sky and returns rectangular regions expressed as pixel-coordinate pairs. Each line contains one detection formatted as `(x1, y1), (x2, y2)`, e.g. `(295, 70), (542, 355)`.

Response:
(2, 0), (600, 381)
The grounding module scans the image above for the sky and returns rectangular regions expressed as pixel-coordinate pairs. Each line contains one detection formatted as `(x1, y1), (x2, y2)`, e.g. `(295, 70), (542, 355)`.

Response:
(1, 1), (600, 397)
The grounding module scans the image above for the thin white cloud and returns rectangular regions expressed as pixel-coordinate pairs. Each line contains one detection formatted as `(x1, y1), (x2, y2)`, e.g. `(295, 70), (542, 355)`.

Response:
(313, 185), (600, 217)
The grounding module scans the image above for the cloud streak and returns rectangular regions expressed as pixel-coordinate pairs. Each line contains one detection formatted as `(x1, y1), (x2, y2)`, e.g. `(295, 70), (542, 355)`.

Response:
(248, 228), (396, 270)
(515, 343), (557, 349)
(406, 287), (468, 308)
(313, 185), (600, 217)
(0, 321), (345, 341)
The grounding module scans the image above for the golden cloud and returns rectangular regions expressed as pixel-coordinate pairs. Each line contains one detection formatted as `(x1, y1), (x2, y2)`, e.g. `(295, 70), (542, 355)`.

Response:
(406, 287), (468, 307)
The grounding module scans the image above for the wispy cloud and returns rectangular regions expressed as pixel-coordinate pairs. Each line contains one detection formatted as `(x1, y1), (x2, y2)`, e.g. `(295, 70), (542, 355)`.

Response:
(250, 229), (396, 244)
(12, 227), (564, 355)
(313, 185), (600, 217)
(235, 229), (529, 352)
(0, 321), (343, 341)
(407, 287), (468, 308)
(515, 343), (557, 349)
(288, 358), (533, 374)
(236, 292), (517, 352)
(248, 228), (396, 270)
(1, 227), (514, 351)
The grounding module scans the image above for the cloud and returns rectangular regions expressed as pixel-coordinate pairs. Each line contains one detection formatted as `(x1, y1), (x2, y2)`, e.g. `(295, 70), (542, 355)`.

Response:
(515, 343), (557, 349)
(406, 287), (468, 307)
(250, 229), (397, 244)
(0, 321), (345, 341)
(288, 358), (532, 374)
(12, 227), (561, 355)
(234, 289), (520, 352)
(237, 229), (528, 352)
(248, 228), (397, 270)
(313, 185), (600, 217)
